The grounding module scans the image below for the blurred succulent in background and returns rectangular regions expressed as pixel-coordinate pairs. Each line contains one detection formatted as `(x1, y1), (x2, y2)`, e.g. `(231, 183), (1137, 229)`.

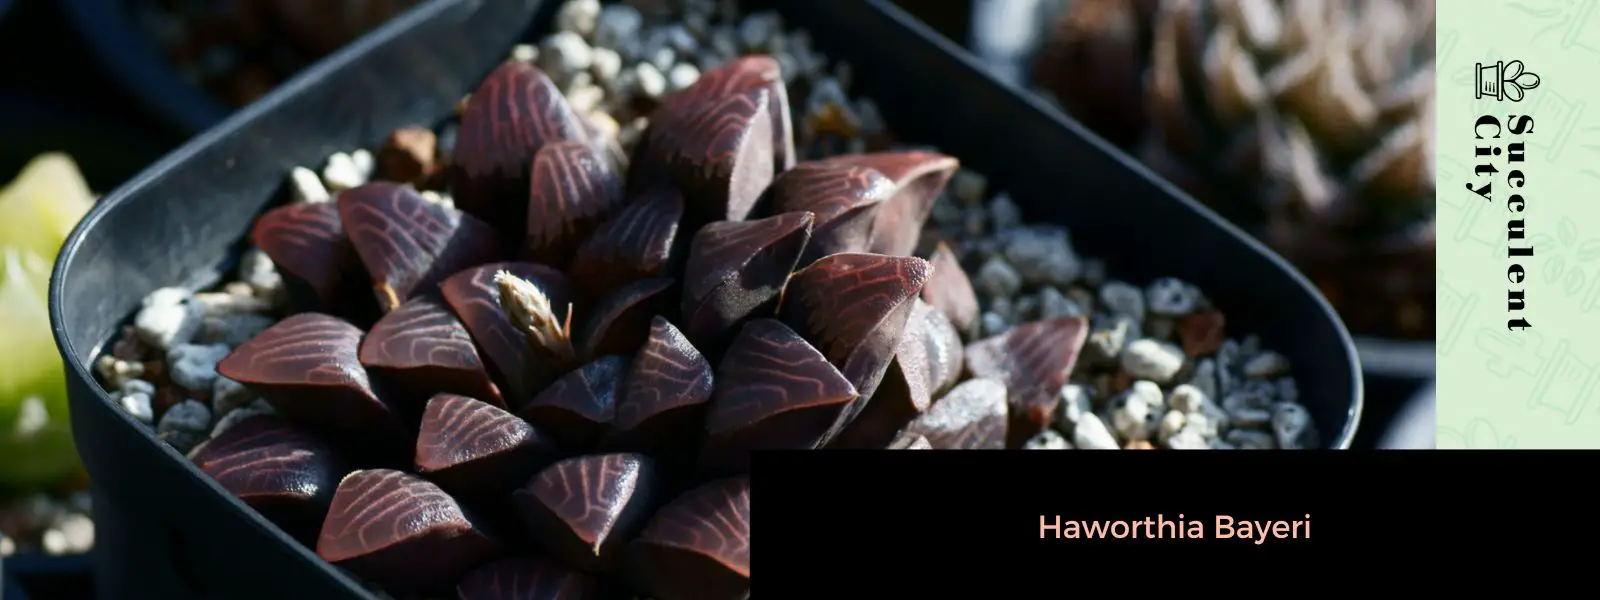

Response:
(1033, 0), (1436, 339)
(0, 154), (94, 494)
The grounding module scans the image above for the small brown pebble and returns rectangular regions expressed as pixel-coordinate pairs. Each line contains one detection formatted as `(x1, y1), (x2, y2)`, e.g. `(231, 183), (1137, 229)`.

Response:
(1125, 440), (1155, 450)
(455, 94), (472, 118)
(379, 126), (439, 184)
(152, 387), (184, 420)
(1109, 370), (1134, 395)
(111, 326), (149, 361)
(1176, 309), (1226, 357)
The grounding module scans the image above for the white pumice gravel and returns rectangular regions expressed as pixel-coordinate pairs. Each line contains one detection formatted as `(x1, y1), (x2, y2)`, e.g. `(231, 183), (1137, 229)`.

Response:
(0, 491), (95, 557)
(95, 0), (1323, 469)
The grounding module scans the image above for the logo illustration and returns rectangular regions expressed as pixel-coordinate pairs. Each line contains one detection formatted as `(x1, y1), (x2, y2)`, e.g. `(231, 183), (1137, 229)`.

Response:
(1476, 59), (1541, 102)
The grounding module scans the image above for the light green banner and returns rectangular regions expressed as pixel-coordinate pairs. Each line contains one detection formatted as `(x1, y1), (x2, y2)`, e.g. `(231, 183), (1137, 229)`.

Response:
(1437, 0), (1600, 448)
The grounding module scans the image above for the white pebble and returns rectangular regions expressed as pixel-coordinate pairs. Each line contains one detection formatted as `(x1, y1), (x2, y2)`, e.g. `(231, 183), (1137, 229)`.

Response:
(951, 170), (987, 204)
(1243, 351), (1292, 379)
(973, 256), (1022, 299)
(289, 166), (330, 203)
(1098, 280), (1146, 323)
(556, 0), (601, 37)
(211, 399), (276, 438)
(321, 152), (365, 191)
(1072, 413), (1120, 449)
(540, 31), (594, 84)
(589, 47), (622, 84)
(1226, 429), (1276, 449)
(52, 513), (95, 554)
(1168, 383), (1208, 414)
(120, 378), (155, 397)
(1271, 403), (1313, 449)
(738, 11), (783, 51)
(239, 247), (284, 303)
(119, 392), (154, 424)
(567, 84), (605, 114)
(1187, 359), (1218, 400)
(1145, 277), (1200, 317)
(593, 4), (642, 51)
(1230, 408), (1272, 428)
(1037, 286), (1084, 320)
(1166, 429), (1209, 450)
(667, 63), (700, 92)
(158, 400), (212, 436)
(1003, 225), (1080, 286)
(1182, 411), (1218, 438)
(709, 26), (740, 59)
(635, 63), (667, 99)
(1053, 383), (1092, 428)
(1111, 394), (1151, 441)
(987, 193), (1023, 230)
(167, 343), (231, 392)
(1024, 429), (1072, 450)
(1120, 339), (1186, 384)
(134, 287), (203, 350)
(350, 149), (375, 179)
(980, 312), (1010, 338)
(1158, 410), (1187, 441)
(510, 43), (538, 63)
(95, 356), (145, 389)
(195, 291), (271, 315)
(212, 376), (256, 418)
(1, 534), (14, 556)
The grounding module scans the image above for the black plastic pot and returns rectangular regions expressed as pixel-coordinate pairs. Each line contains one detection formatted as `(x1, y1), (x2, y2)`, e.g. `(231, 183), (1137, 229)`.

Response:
(58, 0), (233, 135)
(51, 0), (1362, 598)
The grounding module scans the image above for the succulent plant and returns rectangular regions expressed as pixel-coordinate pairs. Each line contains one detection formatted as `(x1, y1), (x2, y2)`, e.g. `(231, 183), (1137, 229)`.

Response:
(185, 54), (1093, 598)
(1032, 0), (1436, 339)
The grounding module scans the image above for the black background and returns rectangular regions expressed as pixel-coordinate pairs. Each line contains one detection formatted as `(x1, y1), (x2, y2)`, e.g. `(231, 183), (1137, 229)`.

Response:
(753, 450), (1578, 595)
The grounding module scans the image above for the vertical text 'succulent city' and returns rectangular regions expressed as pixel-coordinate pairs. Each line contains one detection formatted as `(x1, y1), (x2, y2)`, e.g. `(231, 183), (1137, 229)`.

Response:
(1469, 114), (1535, 332)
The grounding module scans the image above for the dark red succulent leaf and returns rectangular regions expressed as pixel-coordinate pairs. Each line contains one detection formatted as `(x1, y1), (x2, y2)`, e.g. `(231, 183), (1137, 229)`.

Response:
(765, 161), (895, 266)
(524, 140), (625, 267)
(511, 453), (659, 573)
(360, 295), (505, 411)
(655, 55), (795, 172)
(609, 317), (714, 456)
(701, 319), (857, 474)
(216, 313), (408, 454)
(566, 187), (684, 300)
(904, 377), (1009, 449)
(963, 316), (1090, 447)
(679, 211), (815, 358)
(189, 415), (345, 541)
(416, 393), (555, 499)
(647, 88), (775, 223)
(921, 241), (980, 337)
(317, 469), (502, 593)
(250, 201), (367, 313)
(776, 252), (932, 423)
(455, 555), (597, 600)
(626, 476), (750, 600)
(822, 151), (959, 256)
(1176, 308), (1226, 356)
(518, 355), (629, 449)
(338, 182), (506, 313)
(575, 277), (676, 360)
(887, 431), (933, 449)
(828, 300), (951, 450)
(441, 262), (575, 407)
(453, 61), (588, 240)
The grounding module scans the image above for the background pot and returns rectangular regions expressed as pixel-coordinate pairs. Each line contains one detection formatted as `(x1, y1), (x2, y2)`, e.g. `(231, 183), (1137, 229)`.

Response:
(57, 0), (233, 135)
(51, 1), (1362, 598)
